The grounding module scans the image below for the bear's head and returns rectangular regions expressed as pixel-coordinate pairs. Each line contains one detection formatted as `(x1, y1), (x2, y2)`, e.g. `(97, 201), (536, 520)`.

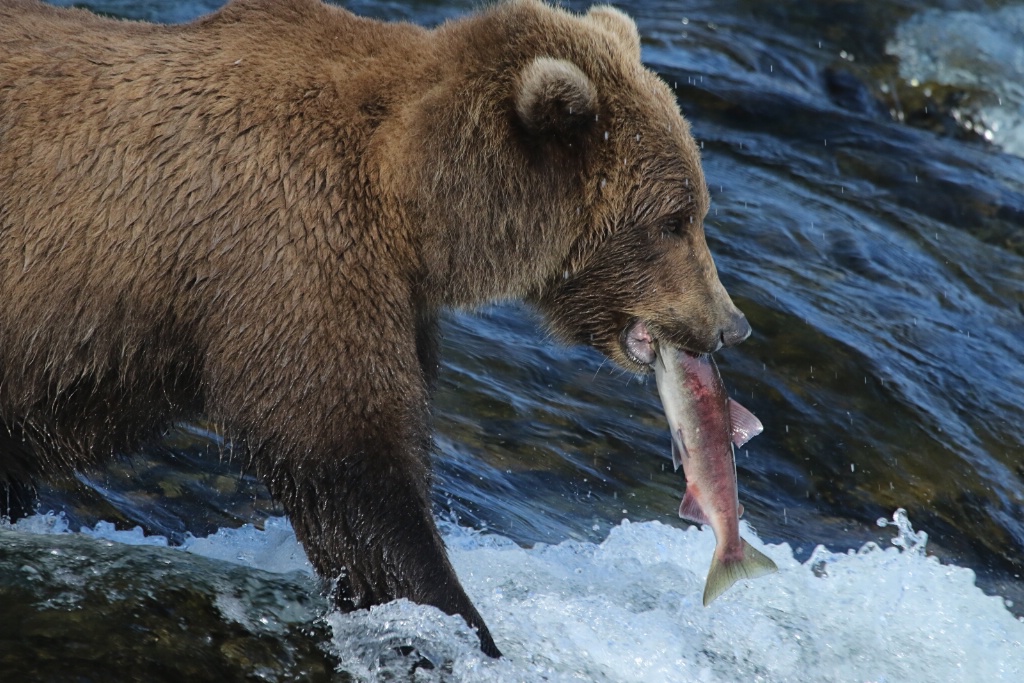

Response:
(402, 0), (750, 371)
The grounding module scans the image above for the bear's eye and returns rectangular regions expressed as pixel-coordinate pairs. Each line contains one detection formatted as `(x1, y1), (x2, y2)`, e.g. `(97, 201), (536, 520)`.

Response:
(660, 217), (686, 239)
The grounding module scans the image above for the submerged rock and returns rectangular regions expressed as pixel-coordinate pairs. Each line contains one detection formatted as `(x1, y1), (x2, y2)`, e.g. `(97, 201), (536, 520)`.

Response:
(0, 528), (337, 683)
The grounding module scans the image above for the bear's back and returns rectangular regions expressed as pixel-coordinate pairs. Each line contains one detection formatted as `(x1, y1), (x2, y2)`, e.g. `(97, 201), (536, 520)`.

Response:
(0, 0), (433, 415)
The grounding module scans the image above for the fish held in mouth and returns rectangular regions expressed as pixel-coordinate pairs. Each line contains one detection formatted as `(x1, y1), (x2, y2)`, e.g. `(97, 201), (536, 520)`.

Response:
(652, 341), (777, 606)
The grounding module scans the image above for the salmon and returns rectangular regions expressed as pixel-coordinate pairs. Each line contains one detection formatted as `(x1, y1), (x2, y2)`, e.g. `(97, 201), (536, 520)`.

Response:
(653, 342), (777, 605)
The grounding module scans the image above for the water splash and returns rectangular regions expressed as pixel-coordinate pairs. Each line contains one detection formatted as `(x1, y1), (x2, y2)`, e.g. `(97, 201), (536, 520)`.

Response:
(877, 507), (929, 556)
(12, 510), (1022, 682)
(888, 5), (1024, 157)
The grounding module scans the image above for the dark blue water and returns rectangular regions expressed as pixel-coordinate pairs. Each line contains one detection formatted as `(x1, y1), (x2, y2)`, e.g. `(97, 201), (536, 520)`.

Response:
(7, 0), (1024, 680)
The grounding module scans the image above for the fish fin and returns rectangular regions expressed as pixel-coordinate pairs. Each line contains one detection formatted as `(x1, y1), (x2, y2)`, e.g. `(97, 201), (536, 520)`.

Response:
(737, 503), (745, 519)
(671, 438), (685, 471)
(729, 399), (764, 448)
(678, 487), (710, 526)
(702, 539), (778, 606)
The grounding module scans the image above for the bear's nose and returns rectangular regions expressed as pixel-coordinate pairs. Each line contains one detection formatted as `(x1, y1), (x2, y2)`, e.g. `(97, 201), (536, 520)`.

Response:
(719, 312), (751, 348)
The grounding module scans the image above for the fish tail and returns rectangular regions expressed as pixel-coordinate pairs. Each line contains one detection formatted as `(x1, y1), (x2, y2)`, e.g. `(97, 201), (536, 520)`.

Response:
(702, 539), (778, 606)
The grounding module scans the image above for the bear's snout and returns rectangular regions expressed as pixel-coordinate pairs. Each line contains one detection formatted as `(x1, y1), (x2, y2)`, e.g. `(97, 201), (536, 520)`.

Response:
(718, 310), (751, 348)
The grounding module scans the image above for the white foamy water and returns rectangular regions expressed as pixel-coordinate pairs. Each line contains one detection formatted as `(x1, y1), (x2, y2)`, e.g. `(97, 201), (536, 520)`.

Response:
(10, 510), (1023, 682)
(887, 5), (1024, 157)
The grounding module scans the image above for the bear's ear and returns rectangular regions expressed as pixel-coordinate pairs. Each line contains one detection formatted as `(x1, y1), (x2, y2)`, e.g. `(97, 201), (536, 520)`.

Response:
(586, 5), (641, 61)
(515, 57), (597, 139)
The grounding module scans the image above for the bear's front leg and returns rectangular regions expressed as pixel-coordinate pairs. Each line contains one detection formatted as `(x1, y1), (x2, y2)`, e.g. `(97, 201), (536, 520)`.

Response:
(218, 333), (501, 658)
(278, 432), (499, 658)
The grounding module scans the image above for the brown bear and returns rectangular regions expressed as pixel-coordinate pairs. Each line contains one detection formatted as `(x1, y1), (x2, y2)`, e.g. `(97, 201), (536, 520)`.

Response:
(0, 0), (750, 657)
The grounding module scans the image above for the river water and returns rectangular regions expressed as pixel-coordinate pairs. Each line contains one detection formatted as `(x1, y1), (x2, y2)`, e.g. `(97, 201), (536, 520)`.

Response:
(3, 1), (1023, 681)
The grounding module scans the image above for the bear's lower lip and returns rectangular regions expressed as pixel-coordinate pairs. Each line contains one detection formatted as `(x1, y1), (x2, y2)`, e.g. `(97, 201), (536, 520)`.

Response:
(621, 319), (655, 366)
(624, 321), (720, 362)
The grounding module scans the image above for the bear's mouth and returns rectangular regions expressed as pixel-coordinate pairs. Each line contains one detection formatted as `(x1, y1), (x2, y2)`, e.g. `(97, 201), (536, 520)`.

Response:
(621, 319), (714, 367)
(620, 319), (656, 367)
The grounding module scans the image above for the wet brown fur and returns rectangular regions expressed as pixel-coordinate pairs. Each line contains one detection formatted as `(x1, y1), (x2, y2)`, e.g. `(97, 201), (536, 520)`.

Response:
(0, 0), (747, 656)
